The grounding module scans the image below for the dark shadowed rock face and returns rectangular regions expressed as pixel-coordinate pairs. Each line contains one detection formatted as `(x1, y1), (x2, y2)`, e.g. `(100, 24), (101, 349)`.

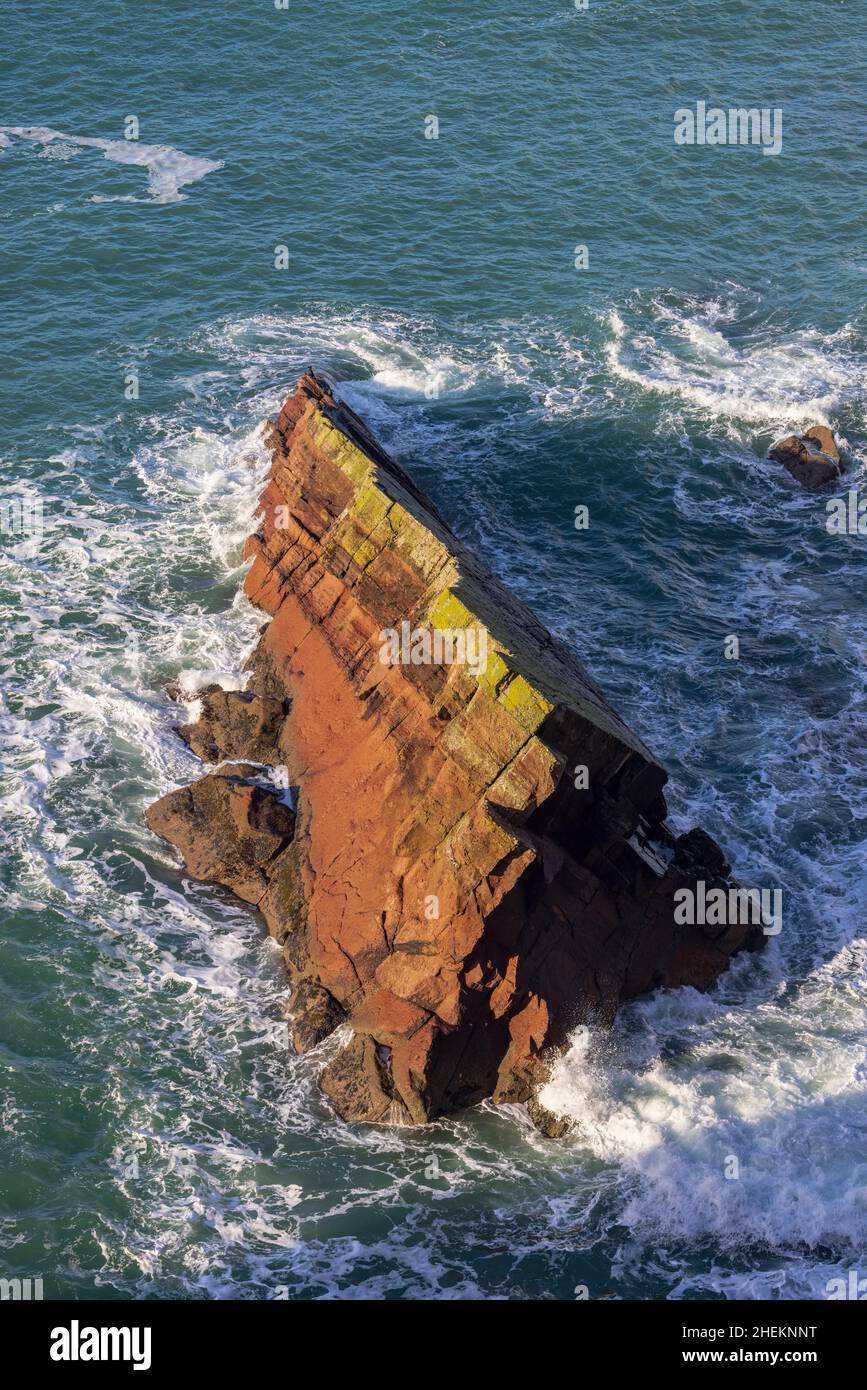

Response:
(146, 371), (765, 1129)
(769, 424), (843, 489)
(284, 977), (346, 1054)
(319, 1034), (412, 1126)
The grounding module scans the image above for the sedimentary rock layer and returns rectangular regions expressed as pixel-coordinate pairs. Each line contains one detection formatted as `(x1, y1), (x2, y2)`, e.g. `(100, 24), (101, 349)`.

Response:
(147, 371), (764, 1127)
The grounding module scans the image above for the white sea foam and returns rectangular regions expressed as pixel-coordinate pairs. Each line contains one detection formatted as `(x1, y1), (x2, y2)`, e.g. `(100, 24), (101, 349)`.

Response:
(604, 298), (863, 434)
(200, 298), (866, 459)
(537, 935), (867, 1285)
(201, 309), (481, 404)
(0, 125), (222, 203)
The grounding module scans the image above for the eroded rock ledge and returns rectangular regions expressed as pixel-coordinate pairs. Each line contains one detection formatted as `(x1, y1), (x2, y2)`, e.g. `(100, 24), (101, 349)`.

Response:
(147, 371), (764, 1127)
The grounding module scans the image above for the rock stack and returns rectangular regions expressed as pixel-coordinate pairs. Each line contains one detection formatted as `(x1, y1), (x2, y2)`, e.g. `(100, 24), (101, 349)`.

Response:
(147, 371), (764, 1129)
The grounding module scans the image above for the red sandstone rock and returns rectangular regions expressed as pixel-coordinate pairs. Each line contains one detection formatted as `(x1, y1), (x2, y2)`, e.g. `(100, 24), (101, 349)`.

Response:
(769, 424), (843, 489)
(147, 371), (765, 1129)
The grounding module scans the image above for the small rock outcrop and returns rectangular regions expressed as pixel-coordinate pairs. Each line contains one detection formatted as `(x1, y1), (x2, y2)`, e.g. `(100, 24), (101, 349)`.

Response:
(175, 685), (288, 765)
(146, 371), (765, 1127)
(769, 424), (843, 489)
(146, 766), (295, 905)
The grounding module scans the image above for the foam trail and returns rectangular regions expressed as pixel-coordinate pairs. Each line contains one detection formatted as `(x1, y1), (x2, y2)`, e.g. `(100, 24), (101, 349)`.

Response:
(0, 126), (223, 203)
(604, 304), (862, 430)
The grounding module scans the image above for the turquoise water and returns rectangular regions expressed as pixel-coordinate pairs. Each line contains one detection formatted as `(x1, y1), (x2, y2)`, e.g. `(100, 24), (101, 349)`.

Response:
(2, 0), (866, 1299)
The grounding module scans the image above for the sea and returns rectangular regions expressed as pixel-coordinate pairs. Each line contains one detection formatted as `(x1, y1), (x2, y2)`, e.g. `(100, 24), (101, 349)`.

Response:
(1, 0), (866, 1300)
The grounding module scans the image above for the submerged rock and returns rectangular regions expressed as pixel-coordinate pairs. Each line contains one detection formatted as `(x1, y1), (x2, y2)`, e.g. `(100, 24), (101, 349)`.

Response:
(147, 371), (765, 1127)
(769, 424), (843, 489)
